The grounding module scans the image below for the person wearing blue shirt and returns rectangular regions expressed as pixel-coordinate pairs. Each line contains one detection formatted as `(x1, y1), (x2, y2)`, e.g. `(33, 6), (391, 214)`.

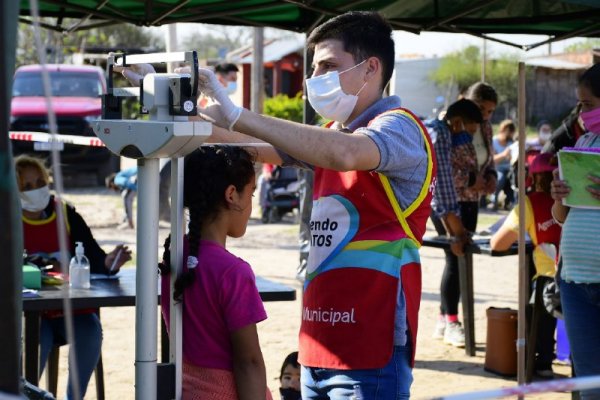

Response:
(106, 167), (137, 229)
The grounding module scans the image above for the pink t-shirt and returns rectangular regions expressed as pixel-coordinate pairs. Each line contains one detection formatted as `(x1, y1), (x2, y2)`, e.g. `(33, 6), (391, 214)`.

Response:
(161, 240), (267, 371)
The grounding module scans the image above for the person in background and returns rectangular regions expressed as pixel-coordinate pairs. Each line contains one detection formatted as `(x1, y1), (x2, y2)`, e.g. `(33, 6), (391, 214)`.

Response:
(278, 352), (300, 400)
(491, 119), (516, 211)
(550, 63), (600, 400)
(159, 146), (272, 400)
(465, 82), (498, 210)
(257, 162), (274, 220)
(105, 166), (137, 229)
(527, 120), (553, 152)
(490, 152), (561, 379)
(543, 105), (586, 154)
(214, 62), (239, 95)
(428, 98), (483, 347)
(16, 155), (131, 400)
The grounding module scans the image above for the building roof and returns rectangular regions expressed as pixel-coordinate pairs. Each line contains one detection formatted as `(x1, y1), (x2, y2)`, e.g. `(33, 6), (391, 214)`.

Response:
(228, 38), (304, 64)
(525, 50), (597, 70)
(525, 57), (589, 70)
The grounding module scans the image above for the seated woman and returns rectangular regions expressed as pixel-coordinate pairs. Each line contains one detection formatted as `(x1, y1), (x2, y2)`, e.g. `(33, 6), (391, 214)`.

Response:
(490, 153), (561, 378)
(16, 155), (131, 399)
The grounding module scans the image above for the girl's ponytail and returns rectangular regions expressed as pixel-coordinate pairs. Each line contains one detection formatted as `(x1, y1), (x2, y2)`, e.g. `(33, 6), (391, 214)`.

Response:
(173, 205), (201, 302)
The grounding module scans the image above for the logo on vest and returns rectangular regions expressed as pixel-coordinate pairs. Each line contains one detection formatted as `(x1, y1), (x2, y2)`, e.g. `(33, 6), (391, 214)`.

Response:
(537, 218), (556, 232)
(310, 218), (338, 247)
(306, 196), (358, 276)
(302, 306), (356, 326)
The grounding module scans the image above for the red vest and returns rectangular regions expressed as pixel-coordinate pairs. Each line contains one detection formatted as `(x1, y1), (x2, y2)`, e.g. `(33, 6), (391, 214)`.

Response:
(299, 108), (436, 369)
(23, 200), (71, 258)
(529, 191), (561, 250)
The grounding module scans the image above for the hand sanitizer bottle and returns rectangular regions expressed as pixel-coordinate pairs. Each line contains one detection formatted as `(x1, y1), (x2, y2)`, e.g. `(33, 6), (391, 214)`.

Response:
(70, 242), (90, 289)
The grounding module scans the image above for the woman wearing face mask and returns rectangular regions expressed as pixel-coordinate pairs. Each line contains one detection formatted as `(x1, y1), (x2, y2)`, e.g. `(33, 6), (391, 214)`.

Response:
(527, 120), (553, 152)
(550, 63), (600, 400)
(16, 155), (131, 400)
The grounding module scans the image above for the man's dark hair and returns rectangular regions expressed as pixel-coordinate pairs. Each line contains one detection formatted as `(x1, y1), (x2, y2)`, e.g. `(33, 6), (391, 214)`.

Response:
(579, 63), (600, 98)
(465, 82), (498, 105)
(445, 99), (483, 123)
(214, 62), (239, 75)
(307, 11), (395, 91)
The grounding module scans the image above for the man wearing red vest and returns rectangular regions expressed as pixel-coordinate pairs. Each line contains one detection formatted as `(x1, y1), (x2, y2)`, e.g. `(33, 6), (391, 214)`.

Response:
(121, 11), (436, 399)
(199, 11), (435, 399)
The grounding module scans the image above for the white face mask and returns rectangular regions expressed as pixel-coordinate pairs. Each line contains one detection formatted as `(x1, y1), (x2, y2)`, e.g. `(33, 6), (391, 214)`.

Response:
(306, 60), (367, 123)
(225, 81), (237, 95)
(20, 185), (50, 212)
(539, 130), (552, 142)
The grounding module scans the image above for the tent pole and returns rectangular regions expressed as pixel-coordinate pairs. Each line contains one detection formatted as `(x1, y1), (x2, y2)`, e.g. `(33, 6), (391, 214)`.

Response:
(517, 62), (528, 396)
(0, 0), (21, 394)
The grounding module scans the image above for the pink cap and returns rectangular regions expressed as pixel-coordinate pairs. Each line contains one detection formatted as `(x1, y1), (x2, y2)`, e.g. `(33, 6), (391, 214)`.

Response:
(529, 152), (556, 174)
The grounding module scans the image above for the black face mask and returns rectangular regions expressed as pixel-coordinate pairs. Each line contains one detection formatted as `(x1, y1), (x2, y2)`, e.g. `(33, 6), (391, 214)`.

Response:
(279, 387), (301, 400)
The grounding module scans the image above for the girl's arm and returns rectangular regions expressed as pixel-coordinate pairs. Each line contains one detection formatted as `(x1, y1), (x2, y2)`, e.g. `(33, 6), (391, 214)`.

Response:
(231, 323), (267, 400)
(490, 225), (518, 251)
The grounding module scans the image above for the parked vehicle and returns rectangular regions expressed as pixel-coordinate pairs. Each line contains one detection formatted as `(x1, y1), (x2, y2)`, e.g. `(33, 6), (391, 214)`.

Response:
(10, 64), (119, 185)
(261, 166), (300, 224)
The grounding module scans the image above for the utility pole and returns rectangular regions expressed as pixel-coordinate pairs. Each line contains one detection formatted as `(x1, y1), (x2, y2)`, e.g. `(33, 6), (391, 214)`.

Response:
(251, 27), (264, 114)
(165, 24), (178, 73)
(481, 38), (487, 82)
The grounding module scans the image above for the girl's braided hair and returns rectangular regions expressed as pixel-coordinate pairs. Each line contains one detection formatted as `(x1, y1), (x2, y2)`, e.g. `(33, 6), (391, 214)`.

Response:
(159, 145), (255, 302)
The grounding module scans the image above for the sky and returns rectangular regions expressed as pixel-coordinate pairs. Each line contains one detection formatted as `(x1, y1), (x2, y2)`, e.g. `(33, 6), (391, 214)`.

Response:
(165, 23), (591, 61)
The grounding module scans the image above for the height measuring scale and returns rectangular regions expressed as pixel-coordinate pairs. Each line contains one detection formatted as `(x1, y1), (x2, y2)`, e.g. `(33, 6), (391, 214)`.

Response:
(93, 51), (211, 400)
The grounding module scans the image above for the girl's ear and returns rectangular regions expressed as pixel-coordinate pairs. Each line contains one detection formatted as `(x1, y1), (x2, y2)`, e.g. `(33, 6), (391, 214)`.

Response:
(224, 184), (237, 206)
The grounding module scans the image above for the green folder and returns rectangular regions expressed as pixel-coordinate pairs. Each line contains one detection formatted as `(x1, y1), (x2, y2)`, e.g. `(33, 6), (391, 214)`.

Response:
(557, 149), (600, 209)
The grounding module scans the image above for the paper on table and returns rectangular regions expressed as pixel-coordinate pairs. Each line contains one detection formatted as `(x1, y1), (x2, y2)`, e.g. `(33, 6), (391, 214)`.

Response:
(22, 288), (40, 298)
(557, 149), (600, 209)
(91, 273), (120, 280)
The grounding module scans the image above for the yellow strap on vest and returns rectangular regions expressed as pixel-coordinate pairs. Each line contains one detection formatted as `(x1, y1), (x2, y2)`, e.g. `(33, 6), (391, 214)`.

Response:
(375, 109), (434, 247)
(22, 200), (71, 234)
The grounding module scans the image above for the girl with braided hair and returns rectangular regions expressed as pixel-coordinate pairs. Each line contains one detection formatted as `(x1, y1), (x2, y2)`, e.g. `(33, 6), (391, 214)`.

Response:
(159, 145), (272, 400)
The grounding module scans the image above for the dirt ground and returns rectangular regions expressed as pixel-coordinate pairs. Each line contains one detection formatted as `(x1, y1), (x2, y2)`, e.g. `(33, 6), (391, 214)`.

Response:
(41, 186), (573, 399)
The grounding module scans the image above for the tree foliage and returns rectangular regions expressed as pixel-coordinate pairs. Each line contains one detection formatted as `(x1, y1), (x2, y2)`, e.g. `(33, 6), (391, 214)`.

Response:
(16, 20), (164, 66)
(180, 25), (251, 60)
(429, 45), (520, 105)
(264, 93), (304, 123)
(564, 38), (600, 53)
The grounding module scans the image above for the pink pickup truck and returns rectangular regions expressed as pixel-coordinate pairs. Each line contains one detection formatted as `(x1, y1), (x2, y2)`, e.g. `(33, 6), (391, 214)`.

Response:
(10, 64), (119, 185)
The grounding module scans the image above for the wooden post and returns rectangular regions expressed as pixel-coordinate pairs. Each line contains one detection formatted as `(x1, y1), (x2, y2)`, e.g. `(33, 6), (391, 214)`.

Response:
(517, 61), (528, 396)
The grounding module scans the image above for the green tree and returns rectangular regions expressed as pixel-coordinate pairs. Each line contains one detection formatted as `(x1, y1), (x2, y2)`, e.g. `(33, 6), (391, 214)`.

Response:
(264, 92), (304, 123)
(564, 38), (600, 53)
(429, 45), (520, 105)
(16, 20), (163, 66)
(180, 25), (251, 60)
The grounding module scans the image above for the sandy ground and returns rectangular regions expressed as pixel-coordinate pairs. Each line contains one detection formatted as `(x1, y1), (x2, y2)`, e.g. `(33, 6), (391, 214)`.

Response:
(40, 187), (573, 399)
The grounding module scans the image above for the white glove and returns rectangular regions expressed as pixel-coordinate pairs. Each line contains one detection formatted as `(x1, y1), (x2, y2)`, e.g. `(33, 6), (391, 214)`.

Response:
(175, 66), (242, 131)
(109, 53), (155, 87)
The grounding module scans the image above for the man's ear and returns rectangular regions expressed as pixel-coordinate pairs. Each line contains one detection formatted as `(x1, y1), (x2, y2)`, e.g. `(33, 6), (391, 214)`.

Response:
(365, 57), (380, 81)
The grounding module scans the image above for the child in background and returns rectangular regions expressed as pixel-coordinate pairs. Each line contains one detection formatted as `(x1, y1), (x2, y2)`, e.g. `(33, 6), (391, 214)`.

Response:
(105, 166), (137, 229)
(278, 352), (300, 400)
(159, 146), (272, 400)
(492, 119), (516, 210)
